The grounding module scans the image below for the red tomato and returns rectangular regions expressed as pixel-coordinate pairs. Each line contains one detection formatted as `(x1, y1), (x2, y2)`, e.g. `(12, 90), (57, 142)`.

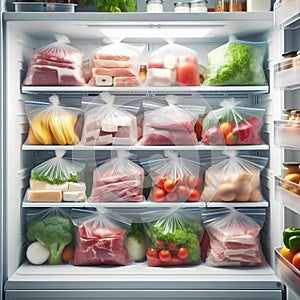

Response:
(152, 188), (166, 202)
(146, 247), (158, 259)
(176, 61), (200, 86)
(167, 242), (179, 251)
(225, 132), (239, 145)
(166, 192), (178, 202)
(156, 240), (166, 248)
(176, 185), (189, 200)
(220, 122), (235, 137)
(177, 247), (189, 260)
(163, 178), (176, 192)
(159, 249), (171, 262)
(186, 175), (201, 189)
(292, 252), (300, 270)
(155, 174), (167, 188)
(188, 189), (201, 202)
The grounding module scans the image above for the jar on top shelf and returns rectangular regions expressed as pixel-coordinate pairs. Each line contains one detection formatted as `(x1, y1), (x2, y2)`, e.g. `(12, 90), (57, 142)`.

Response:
(190, 0), (208, 12)
(230, 0), (243, 11)
(174, 1), (190, 12)
(146, 0), (163, 12)
(215, 0), (229, 12)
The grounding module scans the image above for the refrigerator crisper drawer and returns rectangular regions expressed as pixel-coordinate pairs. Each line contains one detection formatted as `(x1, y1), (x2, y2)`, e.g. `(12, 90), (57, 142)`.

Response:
(5, 289), (283, 300)
(274, 0), (300, 26)
(275, 247), (300, 299)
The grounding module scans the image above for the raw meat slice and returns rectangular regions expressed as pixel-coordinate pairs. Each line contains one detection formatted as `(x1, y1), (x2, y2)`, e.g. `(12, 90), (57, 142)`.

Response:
(34, 59), (76, 70)
(92, 59), (133, 69)
(94, 53), (131, 61)
(92, 67), (136, 78)
(113, 77), (140, 87)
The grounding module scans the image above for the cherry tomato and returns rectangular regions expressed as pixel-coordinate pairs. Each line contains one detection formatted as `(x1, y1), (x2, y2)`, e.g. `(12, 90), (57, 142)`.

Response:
(166, 192), (178, 202)
(167, 242), (179, 250)
(188, 189), (201, 202)
(163, 178), (176, 192)
(176, 185), (189, 200)
(152, 188), (165, 202)
(155, 174), (167, 188)
(156, 240), (166, 248)
(186, 175), (201, 189)
(220, 122), (235, 137)
(159, 249), (171, 262)
(177, 247), (189, 260)
(146, 247), (158, 259)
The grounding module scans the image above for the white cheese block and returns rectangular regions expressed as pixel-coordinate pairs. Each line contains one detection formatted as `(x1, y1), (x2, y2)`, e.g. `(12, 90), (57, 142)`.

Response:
(94, 75), (113, 86)
(30, 180), (47, 190)
(96, 134), (113, 145)
(68, 182), (86, 192)
(45, 182), (69, 192)
(63, 191), (86, 202)
(28, 190), (62, 203)
(163, 54), (177, 70)
(101, 123), (118, 132)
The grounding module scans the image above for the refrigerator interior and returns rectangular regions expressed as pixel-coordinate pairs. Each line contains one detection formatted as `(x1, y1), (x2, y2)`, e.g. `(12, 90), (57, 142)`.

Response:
(2, 1), (295, 298)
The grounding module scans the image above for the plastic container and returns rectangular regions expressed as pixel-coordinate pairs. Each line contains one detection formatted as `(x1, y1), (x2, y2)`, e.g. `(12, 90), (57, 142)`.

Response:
(174, 1), (190, 12)
(14, 1), (76, 12)
(282, 162), (300, 177)
(247, 0), (271, 11)
(146, 0), (163, 12)
(274, 120), (300, 148)
(230, 0), (243, 11)
(190, 0), (208, 12)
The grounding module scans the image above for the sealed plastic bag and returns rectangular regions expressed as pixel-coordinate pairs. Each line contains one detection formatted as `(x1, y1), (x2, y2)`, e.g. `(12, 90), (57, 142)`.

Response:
(202, 98), (264, 145)
(139, 95), (198, 145)
(88, 150), (144, 202)
(23, 35), (86, 86)
(88, 42), (144, 87)
(145, 43), (201, 87)
(146, 150), (202, 203)
(72, 208), (133, 266)
(28, 150), (86, 203)
(25, 94), (82, 145)
(81, 92), (138, 145)
(26, 208), (73, 265)
(202, 208), (266, 267)
(205, 36), (267, 86)
(142, 208), (204, 267)
(201, 151), (267, 202)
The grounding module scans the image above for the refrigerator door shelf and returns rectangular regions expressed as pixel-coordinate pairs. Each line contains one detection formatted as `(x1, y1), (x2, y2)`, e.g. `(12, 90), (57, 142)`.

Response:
(274, 65), (300, 90)
(274, 0), (300, 27)
(274, 120), (300, 149)
(275, 246), (300, 299)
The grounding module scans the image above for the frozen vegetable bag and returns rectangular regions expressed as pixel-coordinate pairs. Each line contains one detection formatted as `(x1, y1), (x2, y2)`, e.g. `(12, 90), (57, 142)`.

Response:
(26, 208), (73, 265)
(205, 36), (267, 86)
(202, 98), (264, 145)
(142, 208), (204, 267)
(202, 208), (266, 267)
(72, 208), (133, 266)
(145, 150), (203, 203)
(88, 150), (144, 202)
(27, 150), (86, 203)
(25, 94), (82, 145)
(81, 92), (138, 145)
(23, 35), (86, 86)
(201, 150), (267, 202)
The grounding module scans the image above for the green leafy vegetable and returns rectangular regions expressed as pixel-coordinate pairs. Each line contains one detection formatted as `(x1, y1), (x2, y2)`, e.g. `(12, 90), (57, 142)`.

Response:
(27, 213), (73, 265)
(31, 171), (79, 185)
(206, 42), (267, 86)
(77, 0), (137, 12)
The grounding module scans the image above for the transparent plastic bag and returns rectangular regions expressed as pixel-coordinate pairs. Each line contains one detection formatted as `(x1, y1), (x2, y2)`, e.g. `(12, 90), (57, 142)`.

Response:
(26, 208), (73, 265)
(88, 150), (144, 202)
(88, 42), (144, 87)
(139, 95), (198, 146)
(205, 36), (267, 86)
(81, 92), (138, 145)
(145, 150), (202, 203)
(72, 208), (133, 266)
(28, 150), (86, 203)
(201, 151), (267, 202)
(23, 35), (86, 86)
(202, 98), (264, 145)
(25, 94), (82, 145)
(142, 208), (204, 267)
(202, 208), (266, 267)
(145, 43), (200, 87)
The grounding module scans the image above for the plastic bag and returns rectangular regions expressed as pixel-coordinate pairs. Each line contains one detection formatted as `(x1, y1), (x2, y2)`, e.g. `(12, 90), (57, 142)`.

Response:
(145, 150), (202, 203)
(205, 36), (267, 86)
(81, 92), (138, 145)
(139, 95), (198, 146)
(202, 208), (266, 267)
(23, 35), (86, 86)
(28, 150), (86, 203)
(145, 43), (201, 87)
(88, 42), (144, 87)
(88, 150), (144, 202)
(72, 208), (133, 266)
(201, 151), (267, 202)
(142, 208), (204, 267)
(26, 208), (73, 265)
(25, 94), (82, 145)
(202, 98), (264, 145)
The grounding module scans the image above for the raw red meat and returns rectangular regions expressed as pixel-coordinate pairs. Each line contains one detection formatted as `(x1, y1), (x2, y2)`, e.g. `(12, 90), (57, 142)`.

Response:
(92, 59), (133, 69)
(74, 223), (131, 266)
(34, 59), (76, 70)
(95, 53), (131, 61)
(92, 67), (136, 77)
(113, 77), (140, 87)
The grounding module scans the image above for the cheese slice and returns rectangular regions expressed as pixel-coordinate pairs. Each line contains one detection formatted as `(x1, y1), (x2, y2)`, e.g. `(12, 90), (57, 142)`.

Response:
(68, 182), (86, 192)
(63, 191), (86, 202)
(45, 182), (69, 192)
(28, 190), (62, 203)
(30, 180), (47, 190)
(101, 123), (118, 132)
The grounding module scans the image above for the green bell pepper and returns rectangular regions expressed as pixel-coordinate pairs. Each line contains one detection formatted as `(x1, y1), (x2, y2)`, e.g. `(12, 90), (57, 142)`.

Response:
(283, 227), (300, 249)
(288, 235), (300, 253)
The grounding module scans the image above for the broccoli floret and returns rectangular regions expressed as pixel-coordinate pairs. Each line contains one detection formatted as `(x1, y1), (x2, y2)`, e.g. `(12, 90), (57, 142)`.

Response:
(27, 214), (73, 265)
